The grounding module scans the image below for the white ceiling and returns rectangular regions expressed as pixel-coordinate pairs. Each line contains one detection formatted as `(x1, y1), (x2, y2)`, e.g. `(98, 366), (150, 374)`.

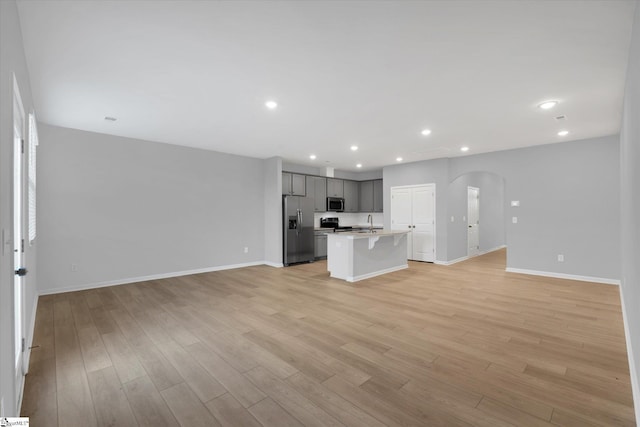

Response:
(16, 0), (636, 172)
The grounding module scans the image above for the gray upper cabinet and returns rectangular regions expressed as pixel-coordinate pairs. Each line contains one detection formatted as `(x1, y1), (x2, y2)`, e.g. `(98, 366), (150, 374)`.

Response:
(359, 179), (383, 212)
(313, 176), (327, 211)
(373, 179), (383, 212)
(343, 180), (359, 212)
(286, 172), (380, 213)
(306, 175), (327, 212)
(282, 172), (291, 195)
(359, 180), (374, 212)
(282, 172), (306, 196)
(327, 178), (344, 197)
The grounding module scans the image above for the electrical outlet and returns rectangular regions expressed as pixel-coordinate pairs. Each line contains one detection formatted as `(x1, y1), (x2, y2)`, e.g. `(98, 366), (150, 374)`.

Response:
(512, 217), (518, 224)
(450, 216), (455, 222)
(243, 247), (249, 254)
(557, 254), (564, 262)
(71, 263), (78, 272)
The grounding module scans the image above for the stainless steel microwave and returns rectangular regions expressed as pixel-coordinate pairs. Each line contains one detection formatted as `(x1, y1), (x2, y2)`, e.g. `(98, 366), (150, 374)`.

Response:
(326, 197), (344, 212)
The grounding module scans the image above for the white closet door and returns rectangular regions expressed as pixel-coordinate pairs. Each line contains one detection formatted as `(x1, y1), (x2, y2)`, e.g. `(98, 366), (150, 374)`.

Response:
(391, 188), (413, 258)
(411, 185), (435, 262)
(391, 184), (436, 262)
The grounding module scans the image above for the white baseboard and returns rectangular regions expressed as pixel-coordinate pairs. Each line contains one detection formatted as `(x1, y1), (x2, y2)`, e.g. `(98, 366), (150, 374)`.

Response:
(263, 261), (284, 268)
(435, 256), (468, 266)
(38, 260), (270, 296)
(436, 245), (507, 266)
(341, 264), (408, 282)
(619, 284), (640, 425)
(505, 267), (620, 285)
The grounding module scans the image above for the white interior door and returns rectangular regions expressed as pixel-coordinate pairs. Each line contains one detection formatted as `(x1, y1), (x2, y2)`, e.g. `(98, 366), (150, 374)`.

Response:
(13, 76), (27, 406)
(390, 188), (413, 258)
(467, 186), (480, 256)
(411, 186), (435, 262)
(391, 184), (436, 262)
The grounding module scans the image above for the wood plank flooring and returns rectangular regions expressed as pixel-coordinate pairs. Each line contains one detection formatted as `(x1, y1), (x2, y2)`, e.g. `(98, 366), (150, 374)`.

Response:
(21, 249), (636, 426)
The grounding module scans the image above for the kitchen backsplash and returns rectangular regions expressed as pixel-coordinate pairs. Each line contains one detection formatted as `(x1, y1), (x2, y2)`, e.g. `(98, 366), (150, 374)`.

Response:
(314, 212), (384, 228)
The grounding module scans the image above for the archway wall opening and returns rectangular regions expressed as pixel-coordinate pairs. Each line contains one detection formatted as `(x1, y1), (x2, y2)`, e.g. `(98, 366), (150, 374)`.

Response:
(448, 171), (505, 262)
(385, 135), (620, 280)
(446, 136), (619, 280)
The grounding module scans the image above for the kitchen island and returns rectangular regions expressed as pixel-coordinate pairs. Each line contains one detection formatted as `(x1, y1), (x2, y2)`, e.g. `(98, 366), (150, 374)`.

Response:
(327, 230), (410, 282)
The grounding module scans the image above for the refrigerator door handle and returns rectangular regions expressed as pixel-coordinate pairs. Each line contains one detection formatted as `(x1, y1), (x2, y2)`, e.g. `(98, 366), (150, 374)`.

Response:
(299, 210), (303, 234)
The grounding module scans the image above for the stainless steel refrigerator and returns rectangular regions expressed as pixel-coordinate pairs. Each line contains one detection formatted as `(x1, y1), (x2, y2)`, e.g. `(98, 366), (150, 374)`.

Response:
(283, 195), (315, 266)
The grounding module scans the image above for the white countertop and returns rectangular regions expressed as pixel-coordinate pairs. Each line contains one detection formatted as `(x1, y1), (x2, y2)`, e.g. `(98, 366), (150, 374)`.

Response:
(314, 226), (384, 232)
(327, 230), (410, 239)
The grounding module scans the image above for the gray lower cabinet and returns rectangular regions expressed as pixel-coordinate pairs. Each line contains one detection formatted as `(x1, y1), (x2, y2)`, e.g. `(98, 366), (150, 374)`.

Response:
(343, 180), (359, 212)
(282, 172), (306, 196)
(314, 233), (328, 258)
(306, 175), (327, 212)
(327, 178), (344, 197)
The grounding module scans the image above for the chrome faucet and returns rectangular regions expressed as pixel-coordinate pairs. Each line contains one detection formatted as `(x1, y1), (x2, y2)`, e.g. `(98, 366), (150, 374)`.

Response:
(367, 214), (373, 231)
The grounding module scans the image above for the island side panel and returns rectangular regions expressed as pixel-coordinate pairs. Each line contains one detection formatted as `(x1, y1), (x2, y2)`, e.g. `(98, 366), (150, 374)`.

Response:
(351, 234), (408, 281)
(327, 234), (354, 280)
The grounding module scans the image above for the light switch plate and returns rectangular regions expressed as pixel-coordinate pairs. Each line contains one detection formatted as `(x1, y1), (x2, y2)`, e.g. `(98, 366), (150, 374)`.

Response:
(512, 217), (518, 224)
(511, 200), (520, 207)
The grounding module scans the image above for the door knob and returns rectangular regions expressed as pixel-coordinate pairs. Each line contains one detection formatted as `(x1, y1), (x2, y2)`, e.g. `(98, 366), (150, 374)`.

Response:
(15, 268), (27, 276)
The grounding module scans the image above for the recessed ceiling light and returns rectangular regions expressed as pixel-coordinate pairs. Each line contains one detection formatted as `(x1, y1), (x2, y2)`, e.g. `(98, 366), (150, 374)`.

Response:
(104, 116), (117, 121)
(265, 100), (278, 110)
(421, 129), (432, 136)
(350, 145), (358, 151)
(538, 100), (558, 110)
(460, 146), (470, 152)
(557, 130), (569, 136)
(309, 154), (316, 160)
(356, 163), (362, 168)
(396, 157), (403, 162)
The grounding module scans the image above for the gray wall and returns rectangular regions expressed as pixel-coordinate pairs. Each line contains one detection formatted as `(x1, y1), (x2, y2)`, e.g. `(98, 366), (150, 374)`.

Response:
(37, 124), (266, 293)
(620, 0), (640, 420)
(264, 157), (283, 266)
(450, 136), (620, 280)
(383, 158), (450, 262)
(334, 169), (383, 180)
(282, 162), (324, 176)
(384, 135), (620, 280)
(282, 161), (383, 180)
(447, 172), (505, 261)
(0, 0), (38, 416)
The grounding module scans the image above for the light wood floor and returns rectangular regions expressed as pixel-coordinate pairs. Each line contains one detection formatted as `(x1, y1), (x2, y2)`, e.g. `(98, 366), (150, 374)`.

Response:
(22, 249), (635, 426)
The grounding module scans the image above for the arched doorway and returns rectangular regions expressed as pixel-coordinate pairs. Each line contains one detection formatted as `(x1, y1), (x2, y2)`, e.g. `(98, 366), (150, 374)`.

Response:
(447, 171), (506, 262)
